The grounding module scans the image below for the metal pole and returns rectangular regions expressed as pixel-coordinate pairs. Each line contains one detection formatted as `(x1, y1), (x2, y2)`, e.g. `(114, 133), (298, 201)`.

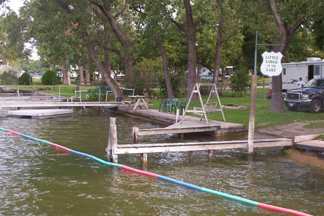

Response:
(59, 86), (61, 101)
(254, 32), (258, 75)
(247, 32), (258, 154)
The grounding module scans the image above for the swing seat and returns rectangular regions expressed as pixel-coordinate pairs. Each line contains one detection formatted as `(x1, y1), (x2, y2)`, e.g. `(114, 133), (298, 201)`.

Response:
(204, 106), (223, 113)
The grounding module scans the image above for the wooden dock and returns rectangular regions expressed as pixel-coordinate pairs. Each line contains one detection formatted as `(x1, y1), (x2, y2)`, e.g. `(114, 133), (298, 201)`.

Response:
(117, 106), (244, 137)
(106, 117), (293, 164)
(294, 134), (324, 153)
(295, 140), (324, 152)
(116, 139), (293, 155)
(0, 101), (120, 109)
(7, 109), (73, 118)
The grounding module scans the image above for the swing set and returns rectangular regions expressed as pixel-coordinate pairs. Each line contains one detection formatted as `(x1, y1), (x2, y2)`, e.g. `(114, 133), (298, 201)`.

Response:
(182, 82), (226, 123)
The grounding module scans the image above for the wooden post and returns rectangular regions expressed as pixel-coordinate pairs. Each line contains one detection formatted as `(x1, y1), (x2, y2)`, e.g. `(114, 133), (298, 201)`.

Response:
(106, 117), (118, 162)
(176, 109), (180, 123)
(58, 86), (61, 101)
(98, 88), (101, 103)
(247, 74), (257, 153)
(132, 127), (139, 143)
(141, 153), (148, 168)
(208, 150), (213, 160)
(188, 151), (193, 163)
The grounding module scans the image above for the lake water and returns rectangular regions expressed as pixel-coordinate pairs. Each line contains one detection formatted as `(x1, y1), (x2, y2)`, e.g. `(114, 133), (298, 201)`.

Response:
(0, 109), (323, 215)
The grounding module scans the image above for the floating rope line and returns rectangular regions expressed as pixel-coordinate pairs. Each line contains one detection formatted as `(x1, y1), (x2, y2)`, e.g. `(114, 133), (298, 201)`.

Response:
(0, 127), (312, 216)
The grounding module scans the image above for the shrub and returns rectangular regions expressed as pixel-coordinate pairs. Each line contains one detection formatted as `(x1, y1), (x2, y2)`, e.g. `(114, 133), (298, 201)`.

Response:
(0, 71), (18, 84)
(41, 70), (60, 85)
(230, 69), (250, 96)
(18, 72), (32, 85)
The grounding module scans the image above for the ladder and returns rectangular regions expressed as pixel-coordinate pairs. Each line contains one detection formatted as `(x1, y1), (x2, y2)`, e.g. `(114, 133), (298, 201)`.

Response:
(182, 83), (226, 123)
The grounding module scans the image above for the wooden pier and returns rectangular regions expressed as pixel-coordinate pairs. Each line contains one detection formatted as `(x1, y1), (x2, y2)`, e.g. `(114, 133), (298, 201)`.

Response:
(7, 109), (73, 118)
(294, 135), (324, 152)
(117, 106), (244, 138)
(106, 118), (293, 164)
(0, 101), (120, 109)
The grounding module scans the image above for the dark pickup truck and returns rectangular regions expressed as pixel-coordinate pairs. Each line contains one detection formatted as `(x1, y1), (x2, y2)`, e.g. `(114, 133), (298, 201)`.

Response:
(284, 79), (324, 112)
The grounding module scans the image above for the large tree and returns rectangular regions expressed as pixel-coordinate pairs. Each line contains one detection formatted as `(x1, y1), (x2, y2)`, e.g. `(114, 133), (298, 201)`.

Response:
(267, 0), (324, 112)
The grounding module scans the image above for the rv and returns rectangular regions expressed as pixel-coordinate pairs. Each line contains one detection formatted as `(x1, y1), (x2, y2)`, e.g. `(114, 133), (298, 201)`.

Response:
(282, 57), (324, 91)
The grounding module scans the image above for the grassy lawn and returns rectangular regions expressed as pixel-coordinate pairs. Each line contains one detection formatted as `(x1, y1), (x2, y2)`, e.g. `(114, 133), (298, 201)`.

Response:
(151, 89), (324, 128)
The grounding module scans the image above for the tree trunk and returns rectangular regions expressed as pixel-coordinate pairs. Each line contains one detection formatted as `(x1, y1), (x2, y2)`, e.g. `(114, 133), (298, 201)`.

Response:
(84, 69), (91, 85)
(92, 3), (134, 87)
(88, 46), (122, 99)
(183, 0), (198, 98)
(213, 0), (224, 84)
(160, 44), (174, 98)
(79, 65), (85, 85)
(123, 52), (134, 87)
(62, 65), (70, 85)
(268, 0), (289, 112)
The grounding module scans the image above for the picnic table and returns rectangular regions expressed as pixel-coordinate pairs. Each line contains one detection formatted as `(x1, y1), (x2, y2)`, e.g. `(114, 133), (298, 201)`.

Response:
(129, 95), (148, 111)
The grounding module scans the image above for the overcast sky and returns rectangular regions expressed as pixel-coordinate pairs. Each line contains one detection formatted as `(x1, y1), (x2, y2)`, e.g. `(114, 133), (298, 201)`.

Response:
(7, 0), (24, 14)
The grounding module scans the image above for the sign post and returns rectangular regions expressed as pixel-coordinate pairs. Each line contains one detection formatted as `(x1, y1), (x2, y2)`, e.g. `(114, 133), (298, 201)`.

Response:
(247, 32), (283, 154)
(247, 32), (258, 154)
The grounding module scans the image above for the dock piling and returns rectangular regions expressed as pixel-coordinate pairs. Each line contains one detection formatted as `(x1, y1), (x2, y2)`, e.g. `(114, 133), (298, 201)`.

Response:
(132, 127), (139, 143)
(247, 74), (257, 154)
(107, 117), (118, 162)
(208, 150), (213, 160)
(141, 153), (148, 167)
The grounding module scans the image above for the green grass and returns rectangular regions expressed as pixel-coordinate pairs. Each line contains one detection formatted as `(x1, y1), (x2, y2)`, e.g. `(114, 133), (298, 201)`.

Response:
(152, 89), (324, 128)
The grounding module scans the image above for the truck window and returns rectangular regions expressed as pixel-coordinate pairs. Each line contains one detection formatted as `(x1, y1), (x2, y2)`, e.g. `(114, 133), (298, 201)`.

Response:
(308, 65), (314, 80)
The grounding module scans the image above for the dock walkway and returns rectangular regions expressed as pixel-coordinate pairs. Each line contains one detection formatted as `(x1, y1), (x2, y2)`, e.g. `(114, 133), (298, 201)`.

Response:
(106, 118), (293, 164)
(7, 109), (73, 118)
(117, 106), (244, 137)
(0, 101), (120, 109)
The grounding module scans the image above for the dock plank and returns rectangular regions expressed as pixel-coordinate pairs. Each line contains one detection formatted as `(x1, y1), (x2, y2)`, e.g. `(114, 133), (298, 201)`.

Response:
(295, 140), (324, 152)
(116, 139), (293, 154)
(0, 101), (120, 109)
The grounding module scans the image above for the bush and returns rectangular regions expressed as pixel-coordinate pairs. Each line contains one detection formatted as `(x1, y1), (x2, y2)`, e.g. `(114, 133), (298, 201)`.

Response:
(0, 71), (18, 84)
(41, 70), (60, 85)
(18, 72), (32, 85)
(230, 69), (250, 96)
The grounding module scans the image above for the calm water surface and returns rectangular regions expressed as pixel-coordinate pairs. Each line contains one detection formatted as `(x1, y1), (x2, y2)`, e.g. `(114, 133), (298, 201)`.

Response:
(0, 109), (323, 216)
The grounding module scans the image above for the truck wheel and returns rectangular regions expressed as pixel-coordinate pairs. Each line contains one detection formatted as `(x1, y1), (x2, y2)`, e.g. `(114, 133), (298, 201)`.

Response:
(310, 99), (322, 112)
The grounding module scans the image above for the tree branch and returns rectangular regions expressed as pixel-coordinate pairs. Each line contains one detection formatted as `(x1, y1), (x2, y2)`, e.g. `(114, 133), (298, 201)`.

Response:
(288, 16), (307, 35)
(268, 0), (287, 35)
(114, 0), (128, 18)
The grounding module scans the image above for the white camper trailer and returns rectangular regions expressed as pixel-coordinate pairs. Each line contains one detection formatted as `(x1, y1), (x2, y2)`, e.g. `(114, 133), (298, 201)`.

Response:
(282, 57), (324, 91)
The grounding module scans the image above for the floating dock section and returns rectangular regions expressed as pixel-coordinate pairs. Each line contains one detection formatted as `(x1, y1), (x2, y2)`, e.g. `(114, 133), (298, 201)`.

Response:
(7, 109), (73, 118)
